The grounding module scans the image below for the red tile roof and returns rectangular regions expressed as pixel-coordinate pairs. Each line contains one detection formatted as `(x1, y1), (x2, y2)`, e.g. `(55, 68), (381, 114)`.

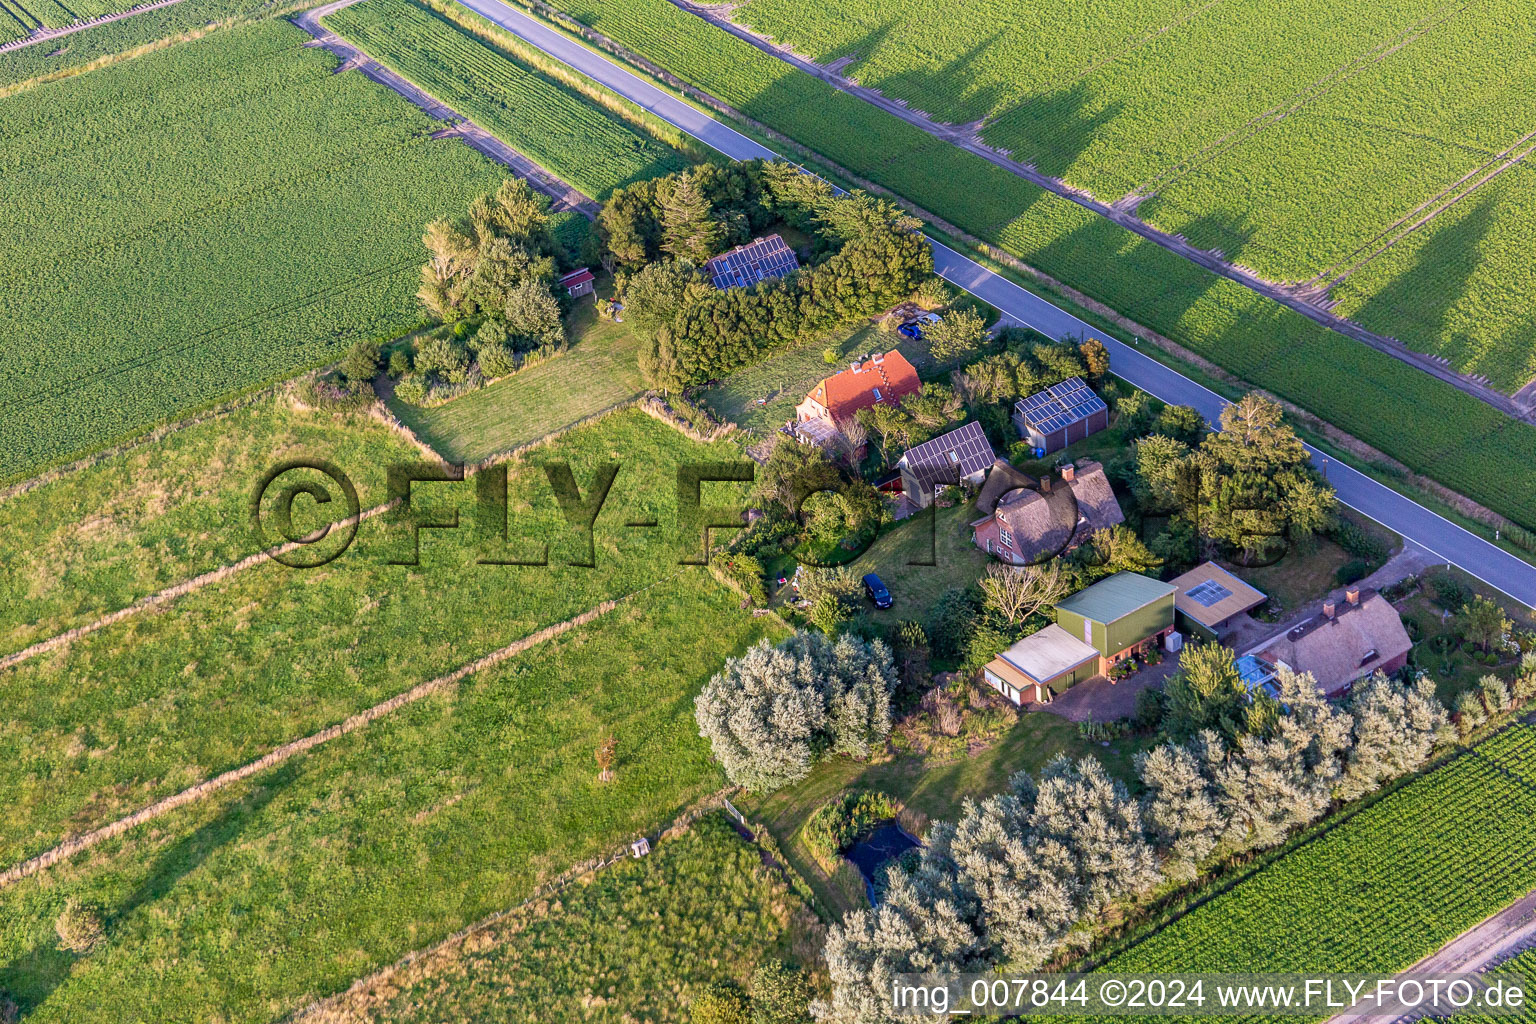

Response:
(805, 350), (920, 422)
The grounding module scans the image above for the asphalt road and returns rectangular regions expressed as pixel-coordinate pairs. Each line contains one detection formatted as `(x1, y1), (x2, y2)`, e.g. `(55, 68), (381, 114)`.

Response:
(454, 0), (1536, 610)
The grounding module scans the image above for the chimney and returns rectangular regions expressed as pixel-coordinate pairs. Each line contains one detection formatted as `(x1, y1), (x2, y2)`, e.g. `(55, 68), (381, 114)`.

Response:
(1061, 464), (1076, 483)
(871, 352), (884, 365)
(1323, 601), (1337, 620)
(1039, 476), (1052, 494)
(1346, 588), (1361, 606)
(849, 362), (861, 373)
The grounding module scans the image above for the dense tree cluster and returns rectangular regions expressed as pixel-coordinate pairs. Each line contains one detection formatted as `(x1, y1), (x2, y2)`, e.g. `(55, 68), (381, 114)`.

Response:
(694, 630), (896, 792)
(602, 161), (933, 390)
(820, 658), (1448, 1022)
(1130, 393), (1335, 564)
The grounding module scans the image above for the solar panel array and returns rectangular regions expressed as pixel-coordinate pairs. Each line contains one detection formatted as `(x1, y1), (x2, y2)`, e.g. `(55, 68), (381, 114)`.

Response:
(705, 235), (800, 290)
(1186, 579), (1234, 608)
(1015, 376), (1107, 435)
(900, 421), (995, 491)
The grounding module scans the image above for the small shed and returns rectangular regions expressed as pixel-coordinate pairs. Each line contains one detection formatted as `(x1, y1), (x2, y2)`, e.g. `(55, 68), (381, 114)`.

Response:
(896, 421), (995, 508)
(982, 623), (1101, 705)
(1171, 562), (1267, 640)
(1013, 377), (1108, 456)
(558, 267), (596, 298)
(1054, 571), (1176, 674)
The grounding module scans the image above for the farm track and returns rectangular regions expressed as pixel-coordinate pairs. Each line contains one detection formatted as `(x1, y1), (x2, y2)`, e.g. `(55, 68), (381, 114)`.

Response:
(294, 0), (599, 218)
(0, 589), (654, 888)
(0, 0), (185, 53)
(1310, 126), (1536, 292)
(663, 0), (1536, 423)
(1124, 0), (1473, 202)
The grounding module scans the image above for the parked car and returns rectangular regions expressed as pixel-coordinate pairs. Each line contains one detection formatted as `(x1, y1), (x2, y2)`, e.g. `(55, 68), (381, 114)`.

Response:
(915, 312), (941, 325)
(862, 572), (893, 609)
(897, 322), (923, 340)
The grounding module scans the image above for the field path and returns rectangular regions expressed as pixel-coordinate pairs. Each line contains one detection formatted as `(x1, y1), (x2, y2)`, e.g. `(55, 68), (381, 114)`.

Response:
(0, 0), (187, 54)
(293, 0), (599, 217)
(1323, 888), (1536, 1023)
(0, 581), (685, 887)
(659, 0), (1532, 419)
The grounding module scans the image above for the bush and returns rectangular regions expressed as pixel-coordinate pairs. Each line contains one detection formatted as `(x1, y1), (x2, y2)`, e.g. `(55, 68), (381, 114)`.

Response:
(691, 982), (751, 1024)
(823, 347), (839, 363)
(1330, 519), (1391, 566)
(1456, 688), (1488, 735)
(928, 586), (982, 661)
(802, 790), (900, 862)
(1427, 570), (1473, 611)
(710, 550), (767, 606)
(339, 338), (381, 382)
(477, 342), (520, 379)
(55, 898), (104, 954)
(392, 373), (428, 406)
(1335, 559), (1371, 587)
(912, 276), (953, 309)
(1132, 686), (1166, 731)
(387, 349), (413, 378)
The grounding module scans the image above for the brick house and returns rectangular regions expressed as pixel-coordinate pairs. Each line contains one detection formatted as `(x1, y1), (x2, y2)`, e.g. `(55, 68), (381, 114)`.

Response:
(970, 459), (1123, 565)
(1251, 589), (1412, 698)
(794, 350), (921, 452)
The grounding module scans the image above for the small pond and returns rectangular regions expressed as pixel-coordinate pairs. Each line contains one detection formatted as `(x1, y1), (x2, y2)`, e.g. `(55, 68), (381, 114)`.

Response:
(845, 821), (921, 906)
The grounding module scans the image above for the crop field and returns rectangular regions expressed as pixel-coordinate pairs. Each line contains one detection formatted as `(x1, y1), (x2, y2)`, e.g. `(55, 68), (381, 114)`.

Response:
(0, 387), (422, 659)
(1095, 725), (1536, 986)
(303, 814), (815, 1024)
(325, 0), (688, 200)
(0, 572), (781, 1021)
(730, 0), (1536, 391)
(0, 0), (166, 34)
(517, 0), (1536, 532)
(0, 409), (757, 867)
(0, 18), (506, 481)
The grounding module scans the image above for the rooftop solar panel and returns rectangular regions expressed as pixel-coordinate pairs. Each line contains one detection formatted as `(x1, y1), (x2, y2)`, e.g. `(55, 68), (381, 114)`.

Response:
(1186, 580), (1234, 608)
(899, 422), (995, 491)
(705, 235), (800, 290)
(1014, 377), (1106, 435)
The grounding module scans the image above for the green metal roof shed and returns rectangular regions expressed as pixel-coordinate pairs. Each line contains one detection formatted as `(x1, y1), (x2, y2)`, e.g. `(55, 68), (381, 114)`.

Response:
(1054, 572), (1176, 658)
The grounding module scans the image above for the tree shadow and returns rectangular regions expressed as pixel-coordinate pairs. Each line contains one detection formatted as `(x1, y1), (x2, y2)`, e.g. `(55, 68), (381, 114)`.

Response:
(1165, 208), (1260, 263)
(0, 765), (296, 1017)
(981, 81), (1125, 179)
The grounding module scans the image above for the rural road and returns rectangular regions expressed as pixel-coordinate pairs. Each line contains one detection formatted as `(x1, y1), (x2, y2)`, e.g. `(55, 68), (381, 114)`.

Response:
(1323, 889), (1536, 1024)
(450, 0), (1536, 610)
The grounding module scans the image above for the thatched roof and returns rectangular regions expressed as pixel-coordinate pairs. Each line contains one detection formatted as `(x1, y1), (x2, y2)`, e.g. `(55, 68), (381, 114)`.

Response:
(1254, 592), (1411, 696)
(984, 460), (1124, 564)
(976, 459), (1037, 515)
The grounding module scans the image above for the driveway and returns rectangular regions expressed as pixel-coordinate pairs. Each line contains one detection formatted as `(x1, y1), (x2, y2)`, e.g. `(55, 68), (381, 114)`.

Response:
(1034, 654), (1181, 723)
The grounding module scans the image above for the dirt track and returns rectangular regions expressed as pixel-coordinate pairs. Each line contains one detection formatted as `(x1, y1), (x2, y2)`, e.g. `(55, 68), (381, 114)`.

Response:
(293, 0), (599, 218)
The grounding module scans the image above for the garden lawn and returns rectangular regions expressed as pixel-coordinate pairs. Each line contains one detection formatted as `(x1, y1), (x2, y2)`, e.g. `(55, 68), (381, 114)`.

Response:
(0, 410), (753, 865)
(0, 18), (506, 481)
(0, 574), (784, 1023)
(0, 388), (421, 659)
(296, 814), (817, 1024)
(839, 502), (991, 631)
(388, 284), (646, 462)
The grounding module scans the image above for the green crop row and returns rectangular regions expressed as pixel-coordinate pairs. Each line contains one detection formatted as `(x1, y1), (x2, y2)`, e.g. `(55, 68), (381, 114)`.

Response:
(1095, 726), (1536, 1004)
(325, 0), (689, 200)
(506, 0), (1536, 531)
(0, 18), (505, 481)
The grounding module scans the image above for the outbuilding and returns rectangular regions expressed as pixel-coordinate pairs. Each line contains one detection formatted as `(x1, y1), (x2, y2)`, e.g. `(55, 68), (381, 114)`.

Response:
(1054, 571), (1177, 675)
(1170, 562), (1267, 640)
(1013, 377), (1108, 456)
(982, 624), (1101, 705)
(896, 421), (995, 508)
(558, 267), (596, 298)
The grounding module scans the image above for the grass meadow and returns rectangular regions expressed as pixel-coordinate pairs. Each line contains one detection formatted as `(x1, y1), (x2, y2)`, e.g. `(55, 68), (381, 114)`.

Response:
(0, 574), (783, 1022)
(0, 409), (756, 866)
(0, 389), (423, 659)
(301, 814), (818, 1024)
(0, 18), (506, 481)
(389, 284), (648, 462)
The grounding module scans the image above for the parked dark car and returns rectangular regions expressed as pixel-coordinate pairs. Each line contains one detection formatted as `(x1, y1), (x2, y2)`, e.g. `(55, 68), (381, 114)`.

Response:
(862, 572), (893, 609)
(897, 322), (923, 340)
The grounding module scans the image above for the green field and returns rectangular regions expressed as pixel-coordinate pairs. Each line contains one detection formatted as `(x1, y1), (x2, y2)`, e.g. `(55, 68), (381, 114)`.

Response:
(0, 388), (422, 659)
(306, 814), (814, 1024)
(0, 410), (755, 866)
(324, 0), (688, 200)
(0, 574), (782, 1022)
(513, 0), (1536, 533)
(390, 286), (648, 462)
(1095, 725), (1536, 985)
(732, 0), (1536, 390)
(0, 17), (505, 481)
